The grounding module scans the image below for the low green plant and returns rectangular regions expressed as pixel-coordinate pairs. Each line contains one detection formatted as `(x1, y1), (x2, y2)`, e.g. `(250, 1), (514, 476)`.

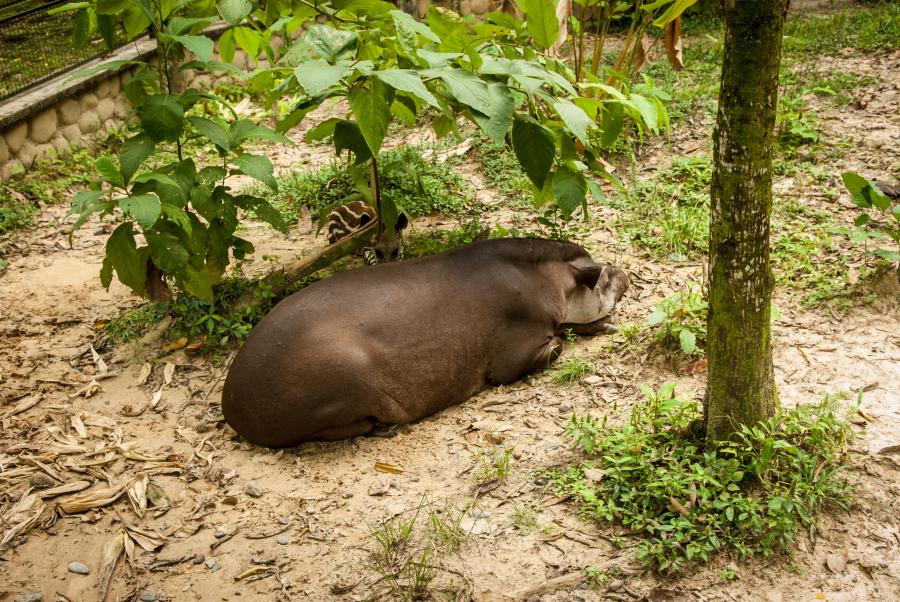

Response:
(511, 502), (539, 530)
(0, 187), (36, 235)
(783, 6), (900, 55)
(645, 283), (707, 357)
(836, 172), (900, 263)
(474, 446), (514, 484)
(556, 385), (853, 572)
(103, 303), (166, 343)
(718, 567), (737, 582)
(553, 358), (594, 384)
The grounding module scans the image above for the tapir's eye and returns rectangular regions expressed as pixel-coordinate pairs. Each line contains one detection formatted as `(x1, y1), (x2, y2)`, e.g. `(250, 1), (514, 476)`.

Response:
(375, 250), (384, 261)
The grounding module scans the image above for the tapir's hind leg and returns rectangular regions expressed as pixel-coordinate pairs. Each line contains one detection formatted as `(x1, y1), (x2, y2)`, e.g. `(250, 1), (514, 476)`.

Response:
(304, 418), (376, 441)
(488, 333), (565, 386)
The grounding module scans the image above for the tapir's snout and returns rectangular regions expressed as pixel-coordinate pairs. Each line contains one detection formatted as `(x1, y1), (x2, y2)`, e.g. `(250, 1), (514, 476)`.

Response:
(602, 266), (630, 303)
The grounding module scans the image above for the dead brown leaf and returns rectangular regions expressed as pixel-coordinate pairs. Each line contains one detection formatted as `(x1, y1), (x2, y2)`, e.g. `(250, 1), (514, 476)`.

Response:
(664, 17), (684, 71)
(826, 549), (848, 573)
(162, 337), (188, 353)
(97, 530), (125, 602)
(374, 462), (404, 474)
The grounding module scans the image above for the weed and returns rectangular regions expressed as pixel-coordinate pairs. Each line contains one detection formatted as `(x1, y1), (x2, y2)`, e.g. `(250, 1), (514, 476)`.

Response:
(785, 563), (806, 575)
(403, 219), (490, 258)
(428, 505), (468, 553)
(556, 385), (853, 572)
(552, 358), (594, 384)
(718, 567), (737, 582)
(645, 283), (707, 357)
(835, 173), (900, 263)
(473, 136), (532, 205)
(511, 502), (539, 530)
(103, 304), (166, 343)
(0, 187), (37, 235)
(584, 566), (611, 587)
(783, 6), (900, 55)
(474, 446), (514, 484)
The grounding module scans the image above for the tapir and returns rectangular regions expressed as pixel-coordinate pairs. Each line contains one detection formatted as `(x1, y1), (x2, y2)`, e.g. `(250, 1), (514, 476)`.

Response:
(222, 238), (630, 447)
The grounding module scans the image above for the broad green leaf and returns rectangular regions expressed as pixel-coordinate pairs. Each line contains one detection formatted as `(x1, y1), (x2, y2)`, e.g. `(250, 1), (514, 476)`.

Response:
(276, 95), (325, 133)
(140, 95), (184, 143)
(95, 156), (123, 188)
(417, 50), (462, 68)
(350, 79), (393, 154)
(431, 115), (455, 138)
(472, 83), (514, 145)
(653, 0), (699, 27)
(434, 70), (492, 115)
(168, 16), (219, 35)
(170, 35), (215, 62)
(132, 173), (181, 188)
(305, 118), (340, 142)
(554, 100), (596, 145)
(103, 223), (146, 295)
(148, 232), (190, 274)
(586, 179), (605, 203)
(391, 99), (416, 127)
(375, 69), (439, 108)
(233, 26), (262, 59)
(230, 120), (291, 147)
(511, 114), (555, 190)
(389, 10), (439, 43)
(874, 249), (900, 261)
(294, 59), (351, 97)
(629, 93), (659, 132)
(306, 24), (358, 63)
(97, 14), (116, 49)
(183, 266), (214, 302)
(96, 0), (131, 14)
(123, 3), (152, 39)
(333, 120), (372, 164)
(188, 116), (230, 151)
(234, 195), (289, 234)
(218, 0), (252, 25)
(121, 194), (161, 229)
(73, 9), (91, 49)
(69, 190), (112, 241)
(552, 166), (587, 218)
(218, 29), (236, 63)
(119, 134), (155, 185)
(646, 310), (666, 327)
(599, 102), (625, 148)
(232, 153), (277, 189)
(67, 60), (142, 82)
(679, 329), (697, 355)
(521, 0), (560, 51)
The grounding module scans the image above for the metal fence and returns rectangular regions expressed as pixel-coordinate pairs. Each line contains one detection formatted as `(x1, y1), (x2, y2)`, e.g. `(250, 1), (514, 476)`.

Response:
(0, 0), (128, 102)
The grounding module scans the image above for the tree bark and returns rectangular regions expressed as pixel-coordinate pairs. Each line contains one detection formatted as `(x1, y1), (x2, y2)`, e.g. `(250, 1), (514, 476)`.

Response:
(705, 1), (785, 444)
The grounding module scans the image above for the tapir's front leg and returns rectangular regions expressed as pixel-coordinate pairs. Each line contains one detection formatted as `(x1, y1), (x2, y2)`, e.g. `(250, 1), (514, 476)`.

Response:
(562, 314), (619, 336)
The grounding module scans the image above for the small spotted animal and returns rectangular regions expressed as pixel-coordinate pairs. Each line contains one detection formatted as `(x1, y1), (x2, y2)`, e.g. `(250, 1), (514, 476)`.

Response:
(322, 200), (408, 265)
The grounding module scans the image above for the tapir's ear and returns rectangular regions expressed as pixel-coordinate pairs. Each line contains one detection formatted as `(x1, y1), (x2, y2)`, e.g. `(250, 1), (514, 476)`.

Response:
(359, 213), (373, 226)
(395, 212), (409, 231)
(568, 256), (602, 289)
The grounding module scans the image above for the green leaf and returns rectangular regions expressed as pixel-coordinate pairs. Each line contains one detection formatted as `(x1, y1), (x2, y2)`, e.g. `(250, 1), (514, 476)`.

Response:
(235, 195), (289, 234)
(679, 329), (697, 355)
(230, 120), (291, 147)
(390, 9), (439, 42)
(96, 0), (132, 14)
(73, 8), (91, 49)
(391, 99), (416, 127)
(350, 79), (393, 155)
(306, 24), (358, 63)
(629, 93), (659, 133)
(652, 0), (699, 27)
(119, 134), (155, 185)
(183, 266), (214, 302)
(874, 248), (900, 261)
(511, 115), (555, 190)
(417, 49), (462, 68)
(599, 102), (625, 148)
(140, 95), (184, 143)
(333, 120), (372, 163)
(521, 0), (560, 51)
(188, 116), (230, 151)
(121, 194), (161, 229)
(148, 232), (190, 274)
(586, 179), (605, 203)
(97, 14), (116, 49)
(168, 16), (219, 35)
(645, 310), (666, 327)
(170, 35), (215, 62)
(218, 0), (252, 25)
(67, 60), (143, 82)
(232, 153), (277, 189)
(132, 172), (181, 188)
(431, 115), (455, 138)
(294, 59), (351, 97)
(375, 69), (439, 108)
(472, 83), (514, 145)
(306, 118), (340, 142)
(552, 166), (587, 218)
(435, 70), (492, 115)
(103, 223), (147, 294)
(69, 190), (113, 242)
(95, 156), (123, 188)
(218, 29), (236, 63)
(233, 26), (263, 59)
(123, 3), (152, 39)
(554, 100), (596, 146)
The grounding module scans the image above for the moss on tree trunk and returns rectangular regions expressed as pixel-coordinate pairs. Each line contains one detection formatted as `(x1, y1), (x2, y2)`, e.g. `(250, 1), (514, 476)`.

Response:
(705, 1), (786, 444)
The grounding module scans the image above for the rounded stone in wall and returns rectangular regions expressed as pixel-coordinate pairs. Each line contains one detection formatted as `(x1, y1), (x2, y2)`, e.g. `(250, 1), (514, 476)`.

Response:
(121, 69), (133, 85)
(34, 142), (56, 164)
(96, 78), (111, 99)
(78, 112), (100, 134)
(109, 75), (121, 96)
(96, 98), (116, 122)
(232, 51), (248, 70)
(51, 134), (69, 155)
(1, 159), (23, 183)
(0, 136), (8, 164)
(58, 99), (81, 125)
(192, 74), (212, 89)
(459, 0), (472, 15)
(5, 122), (28, 154)
(17, 140), (37, 169)
(80, 92), (99, 111)
(30, 108), (58, 144)
(114, 97), (131, 119)
(470, 0), (490, 13)
(61, 124), (81, 144)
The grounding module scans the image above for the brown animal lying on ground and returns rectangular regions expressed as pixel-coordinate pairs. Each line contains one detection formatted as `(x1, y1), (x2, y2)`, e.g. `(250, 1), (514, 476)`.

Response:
(222, 238), (630, 447)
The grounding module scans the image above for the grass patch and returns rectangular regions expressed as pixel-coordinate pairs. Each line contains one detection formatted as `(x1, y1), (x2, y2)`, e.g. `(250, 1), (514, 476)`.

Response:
(103, 303), (167, 343)
(474, 445), (514, 484)
(645, 283), (707, 358)
(472, 136), (532, 204)
(556, 384), (853, 572)
(552, 358), (594, 384)
(265, 145), (471, 224)
(783, 5), (900, 55)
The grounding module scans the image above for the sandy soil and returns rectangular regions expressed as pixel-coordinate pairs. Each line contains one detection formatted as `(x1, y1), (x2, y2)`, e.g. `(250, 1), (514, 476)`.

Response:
(1, 38), (899, 602)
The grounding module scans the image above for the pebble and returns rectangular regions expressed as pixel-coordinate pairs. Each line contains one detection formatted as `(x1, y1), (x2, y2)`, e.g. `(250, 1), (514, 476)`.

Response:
(583, 375), (602, 386)
(14, 594), (43, 602)
(558, 401), (573, 413)
(67, 561), (90, 575)
(340, 491), (353, 499)
(191, 554), (205, 565)
(214, 525), (228, 539)
(276, 535), (290, 545)
(244, 480), (265, 498)
(533, 476), (548, 486)
(139, 593), (159, 602)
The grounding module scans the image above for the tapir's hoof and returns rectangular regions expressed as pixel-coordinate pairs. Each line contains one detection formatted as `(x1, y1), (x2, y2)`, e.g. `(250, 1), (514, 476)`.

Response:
(369, 424), (399, 438)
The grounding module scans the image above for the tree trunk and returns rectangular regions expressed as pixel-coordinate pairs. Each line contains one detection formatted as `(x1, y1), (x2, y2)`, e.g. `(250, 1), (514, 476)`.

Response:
(705, 2), (785, 444)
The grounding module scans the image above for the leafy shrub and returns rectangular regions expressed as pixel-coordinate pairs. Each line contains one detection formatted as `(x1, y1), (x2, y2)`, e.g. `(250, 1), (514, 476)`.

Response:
(556, 384), (854, 572)
(645, 283), (707, 356)
(836, 172), (900, 262)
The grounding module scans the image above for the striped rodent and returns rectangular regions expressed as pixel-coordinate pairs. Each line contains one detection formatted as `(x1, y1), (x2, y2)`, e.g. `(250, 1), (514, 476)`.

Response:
(321, 200), (408, 265)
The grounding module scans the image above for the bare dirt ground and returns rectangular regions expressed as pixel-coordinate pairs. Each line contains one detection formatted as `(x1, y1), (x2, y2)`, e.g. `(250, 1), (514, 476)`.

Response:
(1, 38), (899, 602)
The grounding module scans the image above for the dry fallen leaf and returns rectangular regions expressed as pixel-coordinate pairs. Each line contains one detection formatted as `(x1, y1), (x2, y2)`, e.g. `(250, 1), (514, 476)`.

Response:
(2, 395), (41, 418)
(71, 414), (88, 439)
(162, 337), (188, 353)
(163, 362), (175, 385)
(90, 345), (108, 376)
(583, 468), (605, 483)
(38, 480), (92, 499)
(128, 474), (149, 518)
(664, 17), (684, 71)
(682, 357), (708, 375)
(374, 462), (404, 474)
(98, 530), (125, 602)
(57, 481), (128, 514)
(826, 550), (848, 573)
(137, 363), (152, 386)
(0, 493), (46, 547)
(150, 387), (163, 408)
